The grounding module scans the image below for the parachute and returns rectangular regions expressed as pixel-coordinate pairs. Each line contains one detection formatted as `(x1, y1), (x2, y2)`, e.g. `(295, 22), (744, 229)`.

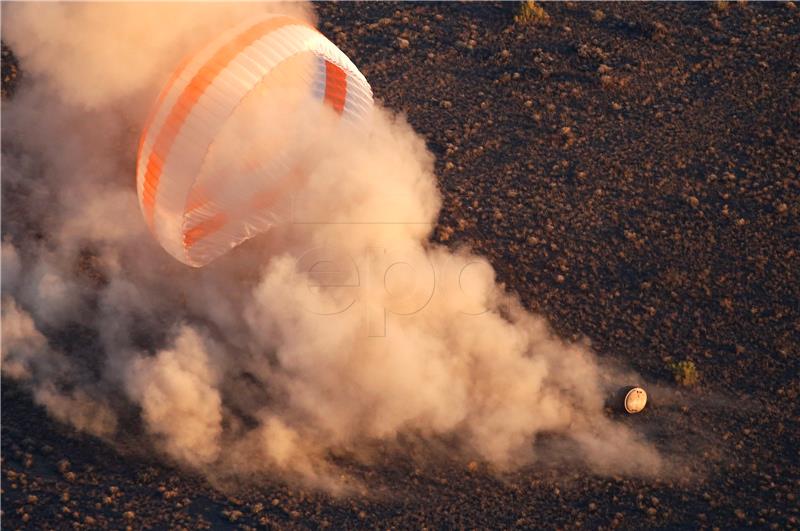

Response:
(136, 14), (373, 267)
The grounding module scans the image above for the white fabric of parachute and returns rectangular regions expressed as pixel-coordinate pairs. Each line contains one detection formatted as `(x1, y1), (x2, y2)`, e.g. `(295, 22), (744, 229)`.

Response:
(136, 14), (373, 267)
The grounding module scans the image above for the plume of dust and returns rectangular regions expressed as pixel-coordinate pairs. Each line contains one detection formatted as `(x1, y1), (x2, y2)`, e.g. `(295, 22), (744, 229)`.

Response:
(0, 3), (664, 492)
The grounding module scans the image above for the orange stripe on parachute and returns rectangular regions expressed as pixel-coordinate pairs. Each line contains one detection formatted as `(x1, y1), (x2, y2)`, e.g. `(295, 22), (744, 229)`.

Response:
(182, 168), (305, 250)
(324, 60), (347, 114)
(137, 53), (193, 191)
(183, 212), (229, 249)
(140, 16), (312, 230)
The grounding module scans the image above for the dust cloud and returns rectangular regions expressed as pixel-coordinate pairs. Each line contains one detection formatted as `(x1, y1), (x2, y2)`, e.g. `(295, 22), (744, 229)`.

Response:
(1, 3), (663, 490)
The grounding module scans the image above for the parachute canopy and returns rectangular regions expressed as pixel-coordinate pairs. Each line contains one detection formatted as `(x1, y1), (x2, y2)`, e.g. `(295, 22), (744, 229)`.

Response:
(136, 14), (373, 267)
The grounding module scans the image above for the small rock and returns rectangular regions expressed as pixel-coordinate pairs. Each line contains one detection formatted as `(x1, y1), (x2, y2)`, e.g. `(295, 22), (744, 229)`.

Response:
(397, 38), (409, 49)
(688, 196), (700, 208)
(123, 511), (135, 520)
(651, 496), (660, 506)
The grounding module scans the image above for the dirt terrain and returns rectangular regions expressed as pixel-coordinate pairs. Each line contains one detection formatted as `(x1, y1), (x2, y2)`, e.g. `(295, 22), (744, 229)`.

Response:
(2, 2), (799, 529)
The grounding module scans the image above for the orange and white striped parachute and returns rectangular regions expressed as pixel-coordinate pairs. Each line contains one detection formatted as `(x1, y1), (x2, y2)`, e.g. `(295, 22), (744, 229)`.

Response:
(136, 14), (373, 267)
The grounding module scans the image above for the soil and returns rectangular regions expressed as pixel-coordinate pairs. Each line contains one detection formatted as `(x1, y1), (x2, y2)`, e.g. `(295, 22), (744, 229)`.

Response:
(2, 2), (799, 529)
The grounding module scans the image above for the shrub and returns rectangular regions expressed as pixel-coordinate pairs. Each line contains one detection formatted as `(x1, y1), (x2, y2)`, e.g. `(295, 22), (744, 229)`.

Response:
(671, 360), (700, 387)
(515, 1), (550, 26)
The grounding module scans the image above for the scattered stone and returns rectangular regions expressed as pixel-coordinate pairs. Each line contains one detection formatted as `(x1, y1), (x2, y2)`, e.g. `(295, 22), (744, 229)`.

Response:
(225, 510), (243, 522)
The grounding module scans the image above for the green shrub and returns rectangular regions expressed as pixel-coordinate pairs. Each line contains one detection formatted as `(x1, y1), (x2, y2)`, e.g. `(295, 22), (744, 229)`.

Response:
(671, 360), (700, 387)
(515, 1), (550, 26)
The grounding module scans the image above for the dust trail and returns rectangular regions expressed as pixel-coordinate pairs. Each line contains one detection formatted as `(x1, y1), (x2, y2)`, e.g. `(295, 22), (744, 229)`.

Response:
(1, 3), (663, 489)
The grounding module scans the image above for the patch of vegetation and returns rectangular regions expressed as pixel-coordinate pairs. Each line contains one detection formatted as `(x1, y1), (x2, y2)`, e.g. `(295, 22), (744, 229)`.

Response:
(713, 0), (731, 11)
(2, 42), (20, 99)
(671, 360), (700, 387)
(515, 1), (550, 26)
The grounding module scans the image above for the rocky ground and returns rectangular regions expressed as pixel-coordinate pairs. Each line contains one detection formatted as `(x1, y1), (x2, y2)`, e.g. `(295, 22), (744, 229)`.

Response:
(2, 2), (799, 529)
